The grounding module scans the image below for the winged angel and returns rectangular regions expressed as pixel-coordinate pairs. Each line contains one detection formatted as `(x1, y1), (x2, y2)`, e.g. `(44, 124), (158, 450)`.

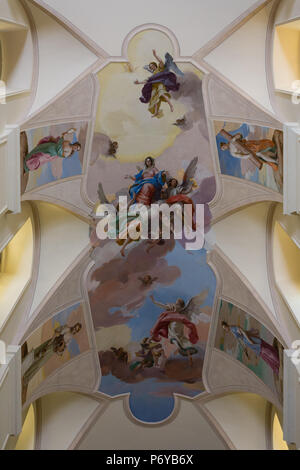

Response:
(150, 289), (211, 365)
(90, 157), (199, 256)
(134, 50), (184, 118)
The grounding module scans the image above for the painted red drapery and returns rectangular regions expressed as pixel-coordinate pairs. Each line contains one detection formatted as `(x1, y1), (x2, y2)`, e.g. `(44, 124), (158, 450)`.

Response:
(150, 312), (199, 344)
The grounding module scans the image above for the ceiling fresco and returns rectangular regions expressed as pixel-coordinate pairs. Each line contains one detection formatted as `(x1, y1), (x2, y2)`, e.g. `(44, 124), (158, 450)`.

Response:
(17, 10), (288, 430)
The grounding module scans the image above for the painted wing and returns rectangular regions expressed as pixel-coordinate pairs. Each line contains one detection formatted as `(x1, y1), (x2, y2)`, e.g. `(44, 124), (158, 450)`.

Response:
(164, 53), (184, 76)
(181, 289), (210, 323)
(143, 65), (153, 74)
(179, 157), (198, 194)
(97, 182), (109, 204)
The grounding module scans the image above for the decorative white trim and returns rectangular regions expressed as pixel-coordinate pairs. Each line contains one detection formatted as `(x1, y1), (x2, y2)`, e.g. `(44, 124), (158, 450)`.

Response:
(283, 123), (300, 214)
(283, 348), (300, 449)
(0, 18), (28, 31)
(5, 125), (21, 214)
(0, 345), (22, 449)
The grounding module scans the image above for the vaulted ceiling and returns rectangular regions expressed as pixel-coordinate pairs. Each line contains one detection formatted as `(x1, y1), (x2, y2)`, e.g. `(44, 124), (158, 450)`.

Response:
(1, 0), (299, 450)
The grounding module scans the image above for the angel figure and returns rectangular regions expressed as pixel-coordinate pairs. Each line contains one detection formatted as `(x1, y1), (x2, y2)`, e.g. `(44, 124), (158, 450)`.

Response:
(24, 128), (81, 173)
(161, 157), (199, 231)
(163, 157), (198, 199)
(134, 50), (184, 118)
(150, 290), (210, 366)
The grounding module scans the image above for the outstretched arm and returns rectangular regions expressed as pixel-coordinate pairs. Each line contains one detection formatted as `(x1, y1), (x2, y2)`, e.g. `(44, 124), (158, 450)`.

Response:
(134, 79), (147, 85)
(153, 49), (164, 68)
(124, 174), (135, 181)
(150, 295), (167, 309)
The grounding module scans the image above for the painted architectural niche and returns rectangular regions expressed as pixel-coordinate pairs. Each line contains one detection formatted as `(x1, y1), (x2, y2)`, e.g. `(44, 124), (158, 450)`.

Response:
(21, 303), (90, 406)
(20, 122), (88, 194)
(86, 28), (217, 423)
(215, 300), (284, 403)
(214, 121), (283, 194)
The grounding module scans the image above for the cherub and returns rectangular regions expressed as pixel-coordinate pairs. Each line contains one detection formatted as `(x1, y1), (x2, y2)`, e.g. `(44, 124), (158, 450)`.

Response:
(111, 347), (128, 363)
(173, 116), (186, 128)
(138, 274), (158, 287)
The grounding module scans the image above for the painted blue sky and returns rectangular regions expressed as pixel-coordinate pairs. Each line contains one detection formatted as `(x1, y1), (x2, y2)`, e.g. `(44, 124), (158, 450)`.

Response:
(99, 242), (217, 423)
(36, 132), (82, 187)
(216, 122), (275, 184)
(127, 243), (216, 343)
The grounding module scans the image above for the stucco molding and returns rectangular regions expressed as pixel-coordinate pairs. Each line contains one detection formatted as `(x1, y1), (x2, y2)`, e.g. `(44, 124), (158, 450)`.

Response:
(193, 0), (274, 61)
(23, 349), (101, 410)
(206, 348), (282, 410)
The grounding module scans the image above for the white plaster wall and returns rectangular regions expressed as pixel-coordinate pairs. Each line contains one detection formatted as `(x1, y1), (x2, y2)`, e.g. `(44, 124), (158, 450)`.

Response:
(0, 1), (33, 89)
(213, 202), (276, 316)
(78, 399), (227, 450)
(0, 201), (33, 252)
(29, 202), (89, 316)
(273, 221), (300, 328)
(38, 392), (100, 450)
(205, 1), (274, 112)
(42, 0), (260, 56)
(0, 0), (33, 126)
(275, 0), (300, 24)
(204, 393), (268, 450)
(0, 364), (11, 449)
(15, 405), (35, 450)
(27, 2), (98, 114)
(2, 29), (33, 92)
(0, 0), (29, 25)
(271, 0), (300, 121)
(0, 218), (33, 331)
(0, 142), (7, 215)
(276, 206), (300, 249)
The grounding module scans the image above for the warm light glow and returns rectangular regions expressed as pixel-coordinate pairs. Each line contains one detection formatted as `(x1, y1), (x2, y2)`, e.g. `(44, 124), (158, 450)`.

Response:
(273, 222), (300, 328)
(273, 413), (288, 451)
(273, 22), (300, 93)
(15, 405), (35, 451)
(0, 218), (33, 330)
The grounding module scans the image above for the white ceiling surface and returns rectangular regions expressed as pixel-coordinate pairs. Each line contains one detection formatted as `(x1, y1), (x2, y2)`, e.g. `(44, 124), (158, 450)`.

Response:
(0, 0), (29, 24)
(275, 0), (300, 24)
(38, 392), (100, 450)
(29, 202), (90, 317)
(77, 399), (227, 450)
(213, 202), (276, 318)
(205, 1), (274, 113)
(205, 393), (269, 450)
(27, 2), (98, 114)
(41, 0), (260, 56)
